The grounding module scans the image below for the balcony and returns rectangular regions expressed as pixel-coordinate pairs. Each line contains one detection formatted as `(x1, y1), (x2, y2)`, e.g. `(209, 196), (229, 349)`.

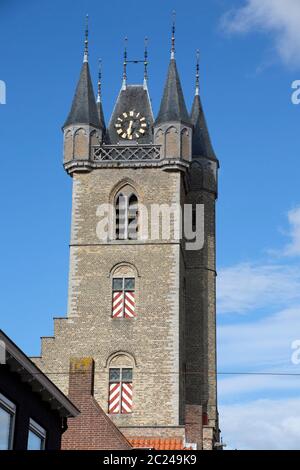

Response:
(92, 144), (161, 162)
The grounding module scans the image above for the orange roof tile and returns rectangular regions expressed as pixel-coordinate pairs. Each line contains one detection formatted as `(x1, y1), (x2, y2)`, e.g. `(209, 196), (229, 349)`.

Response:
(129, 437), (192, 450)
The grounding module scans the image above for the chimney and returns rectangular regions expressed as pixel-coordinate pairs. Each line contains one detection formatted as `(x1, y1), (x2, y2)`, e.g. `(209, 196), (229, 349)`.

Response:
(68, 357), (94, 401)
(62, 357), (131, 450)
(185, 405), (203, 450)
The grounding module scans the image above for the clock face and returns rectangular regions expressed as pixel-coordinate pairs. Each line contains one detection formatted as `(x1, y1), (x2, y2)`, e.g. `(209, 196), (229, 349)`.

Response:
(114, 110), (148, 140)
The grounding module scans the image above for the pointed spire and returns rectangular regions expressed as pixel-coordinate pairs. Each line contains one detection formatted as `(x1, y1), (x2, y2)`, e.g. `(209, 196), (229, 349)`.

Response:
(195, 49), (200, 96)
(83, 14), (89, 63)
(171, 10), (176, 60)
(63, 61), (100, 129)
(143, 37), (148, 89)
(154, 19), (190, 126)
(190, 59), (216, 160)
(155, 12), (190, 125)
(122, 37), (128, 90)
(63, 19), (100, 129)
(96, 59), (106, 130)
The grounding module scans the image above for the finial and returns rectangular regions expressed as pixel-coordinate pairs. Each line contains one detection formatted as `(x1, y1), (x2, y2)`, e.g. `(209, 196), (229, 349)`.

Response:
(143, 37), (148, 89)
(195, 49), (200, 96)
(97, 59), (102, 103)
(83, 14), (89, 63)
(171, 10), (176, 60)
(122, 37), (128, 90)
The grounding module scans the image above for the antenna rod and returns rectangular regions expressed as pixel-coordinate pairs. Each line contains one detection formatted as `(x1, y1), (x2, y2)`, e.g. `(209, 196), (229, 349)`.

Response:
(144, 36), (148, 87)
(97, 59), (102, 103)
(195, 49), (200, 96)
(171, 10), (176, 59)
(83, 14), (89, 63)
(122, 37), (128, 90)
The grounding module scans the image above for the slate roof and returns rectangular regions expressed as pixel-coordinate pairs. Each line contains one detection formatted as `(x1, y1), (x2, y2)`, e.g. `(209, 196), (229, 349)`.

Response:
(63, 62), (100, 129)
(97, 100), (106, 130)
(155, 59), (190, 126)
(190, 94), (216, 160)
(107, 85), (154, 144)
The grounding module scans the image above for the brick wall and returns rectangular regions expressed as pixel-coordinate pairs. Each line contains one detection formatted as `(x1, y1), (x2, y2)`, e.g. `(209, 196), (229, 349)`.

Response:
(35, 167), (184, 428)
(62, 358), (131, 450)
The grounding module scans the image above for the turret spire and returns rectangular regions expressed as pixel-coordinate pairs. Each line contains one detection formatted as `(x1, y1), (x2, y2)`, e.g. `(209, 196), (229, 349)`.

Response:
(171, 10), (176, 60)
(154, 15), (190, 126)
(190, 52), (216, 160)
(195, 49), (200, 96)
(83, 14), (89, 63)
(63, 16), (100, 130)
(122, 37), (128, 90)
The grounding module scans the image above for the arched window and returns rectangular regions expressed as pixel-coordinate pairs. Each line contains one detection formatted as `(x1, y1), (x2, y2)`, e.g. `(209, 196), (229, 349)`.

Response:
(90, 130), (100, 147)
(165, 126), (179, 157)
(74, 128), (87, 158)
(181, 128), (190, 160)
(108, 353), (134, 414)
(112, 265), (136, 319)
(115, 186), (138, 240)
(64, 130), (73, 162)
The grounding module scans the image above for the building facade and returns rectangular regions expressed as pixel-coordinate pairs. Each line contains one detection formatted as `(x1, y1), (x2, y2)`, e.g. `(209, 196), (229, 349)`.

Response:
(0, 330), (79, 450)
(33, 24), (220, 449)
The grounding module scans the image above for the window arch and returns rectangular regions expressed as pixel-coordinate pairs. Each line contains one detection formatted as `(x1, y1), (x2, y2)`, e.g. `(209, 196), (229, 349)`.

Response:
(165, 126), (179, 157)
(90, 129), (100, 147)
(115, 185), (138, 240)
(112, 265), (136, 319)
(181, 128), (190, 160)
(74, 128), (87, 158)
(108, 353), (134, 414)
(64, 130), (73, 162)
(155, 129), (164, 145)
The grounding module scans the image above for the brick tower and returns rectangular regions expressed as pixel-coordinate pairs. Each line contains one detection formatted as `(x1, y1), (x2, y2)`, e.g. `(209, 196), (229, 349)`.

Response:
(33, 22), (220, 449)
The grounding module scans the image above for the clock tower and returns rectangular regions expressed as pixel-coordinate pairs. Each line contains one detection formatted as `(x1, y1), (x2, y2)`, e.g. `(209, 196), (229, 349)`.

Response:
(33, 21), (220, 450)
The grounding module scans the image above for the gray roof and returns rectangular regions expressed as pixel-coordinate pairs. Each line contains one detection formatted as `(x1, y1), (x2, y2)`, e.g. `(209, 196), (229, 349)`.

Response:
(191, 94), (216, 161)
(155, 59), (190, 126)
(107, 85), (154, 144)
(97, 101), (106, 130)
(0, 330), (79, 418)
(63, 62), (101, 129)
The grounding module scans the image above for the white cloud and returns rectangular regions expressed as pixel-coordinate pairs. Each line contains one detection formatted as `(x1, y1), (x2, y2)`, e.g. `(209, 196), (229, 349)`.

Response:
(218, 306), (300, 448)
(282, 207), (300, 256)
(218, 206), (300, 315)
(221, 0), (300, 67)
(219, 373), (300, 399)
(218, 263), (300, 314)
(220, 398), (300, 449)
(217, 205), (300, 449)
(219, 306), (300, 371)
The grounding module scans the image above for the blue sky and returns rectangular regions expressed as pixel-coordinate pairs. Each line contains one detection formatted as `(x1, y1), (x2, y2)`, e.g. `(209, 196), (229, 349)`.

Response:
(1, 0), (300, 449)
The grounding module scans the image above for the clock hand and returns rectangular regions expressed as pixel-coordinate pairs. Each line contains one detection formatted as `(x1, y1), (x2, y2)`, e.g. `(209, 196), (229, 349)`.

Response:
(127, 120), (134, 136)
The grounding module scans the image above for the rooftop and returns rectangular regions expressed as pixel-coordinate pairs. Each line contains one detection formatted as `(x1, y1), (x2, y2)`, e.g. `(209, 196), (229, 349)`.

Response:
(0, 330), (79, 418)
(129, 437), (193, 450)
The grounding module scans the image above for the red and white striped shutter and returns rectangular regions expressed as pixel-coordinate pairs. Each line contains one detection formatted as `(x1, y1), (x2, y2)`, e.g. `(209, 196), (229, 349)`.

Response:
(112, 291), (124, 318)
(124, 292), (136, 318)
(108, 383), (121, 414)
(121, 383), (133, 413)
